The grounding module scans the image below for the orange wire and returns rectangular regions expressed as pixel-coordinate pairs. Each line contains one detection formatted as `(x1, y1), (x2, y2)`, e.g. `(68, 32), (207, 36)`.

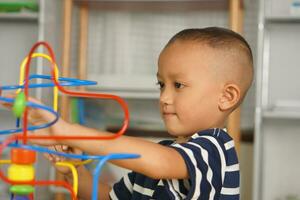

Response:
(19, 41), (129, 143)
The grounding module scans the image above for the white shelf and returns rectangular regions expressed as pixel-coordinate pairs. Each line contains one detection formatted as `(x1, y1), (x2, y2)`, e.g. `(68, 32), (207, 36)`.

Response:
(87, 74), (160, 98)
(74, 0), (228, 10)
(87, 88), (160, 99)
(262, 109), (300, 119)
(262, 101), (300, 119)
(0, 12), (38, 21)
(265, 15), (300, 22)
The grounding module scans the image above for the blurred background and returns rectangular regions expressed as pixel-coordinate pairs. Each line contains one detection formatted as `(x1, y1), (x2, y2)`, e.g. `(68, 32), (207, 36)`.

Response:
(0, 0), (299, 200)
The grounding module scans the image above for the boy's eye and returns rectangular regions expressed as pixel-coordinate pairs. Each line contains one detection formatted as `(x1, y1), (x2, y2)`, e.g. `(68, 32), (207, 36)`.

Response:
(174, 82), (184, 89)
(156, 81), (164, 89)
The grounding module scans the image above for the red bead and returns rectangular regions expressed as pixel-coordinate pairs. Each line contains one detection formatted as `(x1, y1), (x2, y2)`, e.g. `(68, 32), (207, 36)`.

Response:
(11, 148), (36, 164)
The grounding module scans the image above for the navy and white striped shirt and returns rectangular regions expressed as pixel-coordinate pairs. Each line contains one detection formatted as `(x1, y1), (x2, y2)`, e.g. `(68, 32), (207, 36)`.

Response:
(110, 128), (239, 200)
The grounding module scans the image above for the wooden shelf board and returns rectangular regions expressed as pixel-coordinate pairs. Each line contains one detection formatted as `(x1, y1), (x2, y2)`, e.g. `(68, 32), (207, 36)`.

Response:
(74, 0), (229, 11)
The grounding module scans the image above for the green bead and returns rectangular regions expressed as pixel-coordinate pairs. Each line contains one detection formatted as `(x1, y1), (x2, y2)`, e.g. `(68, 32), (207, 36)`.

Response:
(12, 92), (27, 118)
(9, 185), (34, 195)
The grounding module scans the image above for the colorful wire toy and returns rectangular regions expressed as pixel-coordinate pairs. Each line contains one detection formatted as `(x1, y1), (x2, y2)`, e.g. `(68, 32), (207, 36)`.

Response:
(0, 42), (140, 200)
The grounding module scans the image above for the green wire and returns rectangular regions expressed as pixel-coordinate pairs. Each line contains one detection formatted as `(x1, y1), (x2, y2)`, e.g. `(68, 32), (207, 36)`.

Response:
(71, 98), (79, 123)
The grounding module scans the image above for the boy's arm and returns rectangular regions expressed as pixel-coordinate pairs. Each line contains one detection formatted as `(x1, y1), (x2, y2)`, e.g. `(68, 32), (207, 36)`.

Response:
(64, 124), (188, 180)
(18, 96), (188, 180)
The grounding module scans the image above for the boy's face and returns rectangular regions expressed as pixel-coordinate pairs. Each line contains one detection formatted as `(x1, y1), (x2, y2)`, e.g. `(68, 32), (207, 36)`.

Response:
(157, 40), (223, 137)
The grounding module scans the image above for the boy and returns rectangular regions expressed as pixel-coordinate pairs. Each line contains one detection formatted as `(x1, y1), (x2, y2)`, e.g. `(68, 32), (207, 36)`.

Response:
(25, 27), (253, 199)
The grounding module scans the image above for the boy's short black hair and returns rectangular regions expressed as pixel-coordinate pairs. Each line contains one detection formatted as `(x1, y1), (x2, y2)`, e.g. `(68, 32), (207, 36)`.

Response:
(165, 27), (254, 105)
(166, 27), (253, 66)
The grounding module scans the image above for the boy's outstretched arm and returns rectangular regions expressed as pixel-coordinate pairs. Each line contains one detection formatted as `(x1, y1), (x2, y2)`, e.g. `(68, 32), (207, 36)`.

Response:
(2, 95), (188, 180)
(61, 124), (188, 180)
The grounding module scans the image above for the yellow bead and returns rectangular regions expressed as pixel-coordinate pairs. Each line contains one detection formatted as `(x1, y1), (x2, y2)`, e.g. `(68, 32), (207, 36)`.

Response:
(8, 164), (34, 181)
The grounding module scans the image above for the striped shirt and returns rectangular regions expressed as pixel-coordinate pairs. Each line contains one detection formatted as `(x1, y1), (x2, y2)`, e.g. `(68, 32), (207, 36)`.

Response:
(110, 128), (239, 200)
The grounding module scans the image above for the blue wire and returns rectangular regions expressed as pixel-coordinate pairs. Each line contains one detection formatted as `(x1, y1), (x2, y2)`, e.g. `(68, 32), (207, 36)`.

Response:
(0, 97), (59, 135)
(12, 196), (30, 200)
(92, 155), (117, 200)
(78, 98), (85, 125)
(0, 74), (97, 91)
(29, 74), (97, 87)
(0, 74), (96, 135)
(92, 157), (110, 200)
(4, 143), (140, 161)
(16, 118), (20, 128)
(91, 152), (142, 200)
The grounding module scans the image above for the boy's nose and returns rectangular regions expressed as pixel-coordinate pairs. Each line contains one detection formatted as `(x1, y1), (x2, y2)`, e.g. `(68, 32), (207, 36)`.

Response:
(160, 89), (173, 105)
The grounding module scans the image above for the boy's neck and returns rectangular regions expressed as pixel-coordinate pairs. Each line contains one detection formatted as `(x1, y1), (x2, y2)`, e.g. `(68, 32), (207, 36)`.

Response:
(176, 136), (189, 143)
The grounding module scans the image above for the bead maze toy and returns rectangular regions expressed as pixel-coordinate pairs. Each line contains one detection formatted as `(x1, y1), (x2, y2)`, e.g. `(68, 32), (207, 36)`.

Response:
(0, 41), (140, 200)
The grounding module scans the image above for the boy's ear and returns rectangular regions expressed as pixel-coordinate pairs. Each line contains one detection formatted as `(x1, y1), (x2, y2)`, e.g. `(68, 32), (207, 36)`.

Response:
(218, 83), (241, 111)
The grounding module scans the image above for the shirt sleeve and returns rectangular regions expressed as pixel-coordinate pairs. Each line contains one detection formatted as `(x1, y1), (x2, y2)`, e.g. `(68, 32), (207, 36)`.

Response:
(165, 136), (226, 200)
(109, 171), (136, 200)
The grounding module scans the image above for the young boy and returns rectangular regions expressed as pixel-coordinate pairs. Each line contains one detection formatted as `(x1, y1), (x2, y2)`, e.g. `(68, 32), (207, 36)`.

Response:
(26, 27), (253, 200)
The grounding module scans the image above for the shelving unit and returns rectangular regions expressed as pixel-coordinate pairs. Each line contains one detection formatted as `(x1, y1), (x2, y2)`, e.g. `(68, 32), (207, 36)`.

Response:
(57, 1), (248, 200)
(61, 0), (244, 147)
(66, 0), (234, 99)
(253, 0), (300, 199)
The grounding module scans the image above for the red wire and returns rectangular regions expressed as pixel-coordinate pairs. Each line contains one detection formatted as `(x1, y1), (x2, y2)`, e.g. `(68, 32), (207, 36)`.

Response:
(20, 41), (129, 143)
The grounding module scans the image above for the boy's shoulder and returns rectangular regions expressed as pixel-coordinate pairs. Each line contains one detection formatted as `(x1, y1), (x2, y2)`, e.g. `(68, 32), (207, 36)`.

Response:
(159, 128), (236, 157)
(190, 128), (237, 155)
(158, 128), (236, 154)
(191, 128), (234, 144)
(158, 128), (233, 144)
(156, 128), (239, 199)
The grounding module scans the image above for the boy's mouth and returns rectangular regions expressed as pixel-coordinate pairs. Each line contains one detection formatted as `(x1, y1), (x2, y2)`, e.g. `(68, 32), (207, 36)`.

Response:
(163, 112), (176, 117)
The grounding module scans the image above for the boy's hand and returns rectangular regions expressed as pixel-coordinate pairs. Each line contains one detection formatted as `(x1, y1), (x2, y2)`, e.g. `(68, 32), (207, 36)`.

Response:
(1, 94), (73, 146)
(44, 145), (83, 175)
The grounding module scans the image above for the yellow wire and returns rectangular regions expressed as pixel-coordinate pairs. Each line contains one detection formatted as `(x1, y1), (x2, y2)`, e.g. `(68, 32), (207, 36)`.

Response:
(55, 161), (78, 196)
(0, 160), (11, 164)
(68, 159), (93, 166)
(18, 53), (60, 111)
